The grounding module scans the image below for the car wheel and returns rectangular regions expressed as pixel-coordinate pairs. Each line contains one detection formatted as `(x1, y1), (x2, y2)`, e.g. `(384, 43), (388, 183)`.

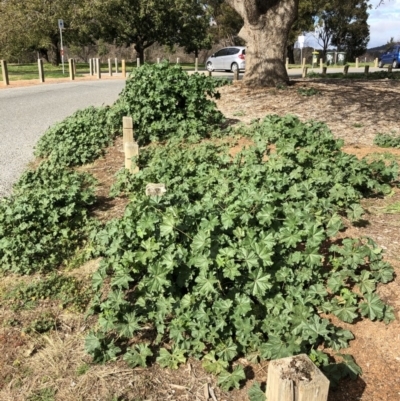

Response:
(231, 62), (239, 72)
(392, 60), (398, 69)
(206, 62), (214, 72)
(378, 60), (384, 68)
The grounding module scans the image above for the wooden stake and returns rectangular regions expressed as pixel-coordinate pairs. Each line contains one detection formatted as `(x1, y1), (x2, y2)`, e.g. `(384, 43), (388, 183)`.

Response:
(124, 142), (139, 173)
(122, 59), (126, 78)
(266, 354), (329, 401)
(108, 58), (113, 76)
(115, 58), (118, 74)
(388, 65), (393, 73)
(195, 57), (198, 72)
(123, 116), (134, 144)
(319, 58), (323, 70)
(302, 67), (308, 78)
(355, 58), (359, 68)
(1, 60), (9, 86)
(322, 66), (327, 76)
(343, 65), (349, 75)
(364, 65), (370, 75)
(374, 58), (378, 68)
(38, 59), (45, 83)
(96, 58), (101, 79)
(177, 57), (180, 64)
(89, 59), (93, 76)
(302, 57), (306, 67)
(233, 69), (239, 81)
(208, 70), (212, 77)
(69, 59), (75, 80)
(137, 58), (140, 68)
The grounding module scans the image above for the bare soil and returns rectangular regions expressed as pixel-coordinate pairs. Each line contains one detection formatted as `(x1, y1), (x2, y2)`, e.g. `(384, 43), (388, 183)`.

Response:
(1, 78), (400, 401)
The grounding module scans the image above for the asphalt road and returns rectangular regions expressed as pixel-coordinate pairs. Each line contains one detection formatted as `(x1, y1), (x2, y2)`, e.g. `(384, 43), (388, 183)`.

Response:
(0, 79), (126, 197)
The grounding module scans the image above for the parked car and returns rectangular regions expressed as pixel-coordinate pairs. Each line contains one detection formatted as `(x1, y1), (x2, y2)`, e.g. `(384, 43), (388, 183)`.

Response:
(378, 44), (400, 68)
(206, 47), (245, 72)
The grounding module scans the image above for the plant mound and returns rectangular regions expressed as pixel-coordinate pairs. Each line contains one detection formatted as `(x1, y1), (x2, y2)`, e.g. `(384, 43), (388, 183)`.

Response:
(114, 62), (227, 144)
(374, 132), (400, 148)
(0, 162), (97, 274)
(86, 115), (396, 388)
(35, 106), (120, 167)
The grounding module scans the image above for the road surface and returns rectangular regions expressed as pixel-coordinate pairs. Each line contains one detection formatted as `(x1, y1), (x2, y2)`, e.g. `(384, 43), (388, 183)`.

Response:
(0, 79), (126, 197)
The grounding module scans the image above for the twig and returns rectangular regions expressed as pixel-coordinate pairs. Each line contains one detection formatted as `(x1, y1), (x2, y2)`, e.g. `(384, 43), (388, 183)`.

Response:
(209, 384), (218, 401)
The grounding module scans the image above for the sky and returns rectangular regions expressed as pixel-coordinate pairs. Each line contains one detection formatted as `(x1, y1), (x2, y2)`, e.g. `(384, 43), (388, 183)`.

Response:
(368, 0), (400, 48)
(301, 0), (400, 50)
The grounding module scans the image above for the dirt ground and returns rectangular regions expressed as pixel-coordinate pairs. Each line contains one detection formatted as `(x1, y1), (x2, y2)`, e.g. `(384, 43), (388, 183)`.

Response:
(1, 77), (400, 401)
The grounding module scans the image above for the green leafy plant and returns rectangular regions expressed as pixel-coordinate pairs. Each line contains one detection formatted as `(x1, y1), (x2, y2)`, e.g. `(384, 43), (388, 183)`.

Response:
(374, 132), (400, 148)
(0, 161), (97, 274)
(248, 381), (266, 401)
(86, 115), (396, 383)
(76, 363), (90, 376)
(5, 273), (92, 312)
(114, 62), (227, 144)
(23, 312), (57, 334)
(297, 87), (320, 96)
(35, 106), (120, 167)
(27, 387), (56, 401)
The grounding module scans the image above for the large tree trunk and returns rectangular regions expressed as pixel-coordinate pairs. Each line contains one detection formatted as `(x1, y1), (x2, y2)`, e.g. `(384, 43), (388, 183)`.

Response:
(226, 0), (299, 87)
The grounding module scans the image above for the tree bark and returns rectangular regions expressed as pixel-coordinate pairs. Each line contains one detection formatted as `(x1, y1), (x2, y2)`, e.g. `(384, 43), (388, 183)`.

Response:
(226, 0), (299, 87)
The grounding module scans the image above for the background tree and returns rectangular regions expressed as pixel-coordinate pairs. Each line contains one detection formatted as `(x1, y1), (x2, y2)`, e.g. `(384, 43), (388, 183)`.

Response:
(88, 0), (211, 64)
(204, 0), (244, 46)
(0, 0), (88, 65)
(315, 0), (370, 61)
(286, 0), (325, 64)
(174, 1), (213, 58)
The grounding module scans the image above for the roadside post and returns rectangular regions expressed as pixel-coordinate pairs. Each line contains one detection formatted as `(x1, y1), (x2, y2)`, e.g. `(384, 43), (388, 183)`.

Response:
(1, 60), (9, 86)
(122, 59), (126, 77)
(38, 59), (45, 83)
(137, 58), (140, 68)
(108, 58), (113, 76)
(312, 51), (319, 69)
(96, 58), (101, 79)
(115, 58), (118, 74)
(58, 19), (65, 75)
(89, 59), (93, 76)
(69, 59), (75, 80)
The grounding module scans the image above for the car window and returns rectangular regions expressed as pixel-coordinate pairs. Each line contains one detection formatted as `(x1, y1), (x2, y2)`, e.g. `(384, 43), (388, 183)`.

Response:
(215, 49), (229, 57)
(242, 49), (246, 55)
(228, 48), (240, 55)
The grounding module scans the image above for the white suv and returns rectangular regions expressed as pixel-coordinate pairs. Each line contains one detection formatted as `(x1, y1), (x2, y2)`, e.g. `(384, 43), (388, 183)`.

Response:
(206, 47), (246, 72)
